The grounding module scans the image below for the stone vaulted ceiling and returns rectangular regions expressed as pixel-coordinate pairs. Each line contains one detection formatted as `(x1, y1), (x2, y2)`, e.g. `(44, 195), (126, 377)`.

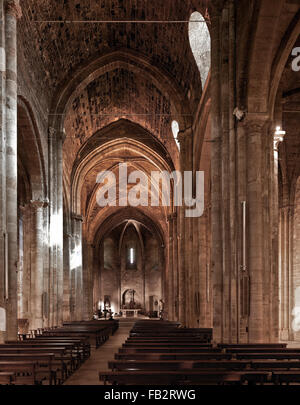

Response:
(19, 0), (212, 241)
(19, 0), (206, 110)
(281, 34), (300, 186)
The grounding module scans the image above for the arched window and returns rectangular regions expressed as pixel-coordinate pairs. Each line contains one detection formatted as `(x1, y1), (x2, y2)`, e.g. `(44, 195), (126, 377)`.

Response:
(188, 11), (211, 89)
(172, 120), (180, 150)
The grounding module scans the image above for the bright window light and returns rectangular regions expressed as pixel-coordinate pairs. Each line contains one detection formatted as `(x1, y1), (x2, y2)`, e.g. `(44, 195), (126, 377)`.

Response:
(130, 248), (134, 264)
(172, 120), (180, 150)
(189, 11), (211, 89)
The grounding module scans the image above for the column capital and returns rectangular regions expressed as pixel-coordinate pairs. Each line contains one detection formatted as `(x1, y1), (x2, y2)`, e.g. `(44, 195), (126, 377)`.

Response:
(274, 127), (286, 151)
(48, 127), (66, 143)
(30, 199), (48, 209)
(5, 0), (22, 19)
(72, 213), (84, 222)
(19, 203), (29, 212)
(48, 127), (56, 138)
(240, 114), (271, 134)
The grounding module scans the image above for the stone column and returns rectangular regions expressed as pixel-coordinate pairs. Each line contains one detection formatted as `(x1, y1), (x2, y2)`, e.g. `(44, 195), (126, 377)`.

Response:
(42, 200), (50, 326)
(63, 231), (71, 322)
(172, 212), (179, 321)
(246, 117), (274, 343)
(56, 131), (64, 326)
(48, 127), (57, 327)
(30, 199), (46, 330)
(71, 214), (83, 321)
(5, 0), (21, 340)
(167, 214), (174, 320)
(0, 1), (6, 343)
(279, 206), (292, 340)
(210, 7), (223, 342)
(177, 127), (193, 326)
(198, 211), (207, 327)
(82, 240), (94, 320)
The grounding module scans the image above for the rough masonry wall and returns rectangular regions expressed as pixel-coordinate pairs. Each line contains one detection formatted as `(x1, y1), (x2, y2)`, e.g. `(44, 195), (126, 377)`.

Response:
(144, 235), (162, 312)
(293, 177), (300, 340)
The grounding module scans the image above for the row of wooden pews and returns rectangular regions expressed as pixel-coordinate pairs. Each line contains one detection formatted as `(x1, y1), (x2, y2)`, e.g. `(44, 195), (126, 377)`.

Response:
(0, 320), (118, 385)
(99, 321), (300, 385)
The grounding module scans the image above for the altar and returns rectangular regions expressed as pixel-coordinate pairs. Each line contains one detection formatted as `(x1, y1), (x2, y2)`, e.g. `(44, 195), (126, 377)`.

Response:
(122, 309), (140, 318)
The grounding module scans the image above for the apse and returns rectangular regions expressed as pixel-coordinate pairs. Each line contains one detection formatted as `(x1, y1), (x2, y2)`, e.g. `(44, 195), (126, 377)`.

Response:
(96, 219), (163, 317)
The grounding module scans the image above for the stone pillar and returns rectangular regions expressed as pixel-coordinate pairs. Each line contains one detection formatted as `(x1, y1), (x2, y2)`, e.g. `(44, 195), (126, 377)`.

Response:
(48, 127), (57, 327)
(30, 200), (46, 330)
(210, 7), (223, 342)
(177, 127), (193, 326)
(56, 131), (64, 326)
(82, 240), (94, 320)
(172, 212), (179, 321)
(63, 231), (71, 322)
(245, 117), (278, 343)
(5, 0), (21, 340)
(0, 0), (6, 344)
(42, 200), (50, 327)
(279, 206), (292, 340)
(71, 214), (83, 321)
(198, 211), (207, 327)
(167, 214), (174, 320)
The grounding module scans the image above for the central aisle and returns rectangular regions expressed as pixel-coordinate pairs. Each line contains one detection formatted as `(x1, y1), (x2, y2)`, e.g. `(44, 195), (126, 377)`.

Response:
(64, 319), (135, 385)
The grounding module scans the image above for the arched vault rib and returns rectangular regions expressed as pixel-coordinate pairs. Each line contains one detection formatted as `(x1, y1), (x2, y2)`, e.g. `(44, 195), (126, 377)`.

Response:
(84, 161), (173, 225)
(269, 9), (300, 118)
(71, 120), (176, 215)
(93, 207), (166, 250)
(49, 49), (192, 137)
(118, 221), (144, 257)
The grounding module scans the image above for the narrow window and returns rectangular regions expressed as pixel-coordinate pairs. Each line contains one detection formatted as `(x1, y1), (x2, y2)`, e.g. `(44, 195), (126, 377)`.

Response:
(129, 247), (134, 264)
(188, 11), (211, 89)
(126, 245), (137, 269)
(172, 120), (180, 150)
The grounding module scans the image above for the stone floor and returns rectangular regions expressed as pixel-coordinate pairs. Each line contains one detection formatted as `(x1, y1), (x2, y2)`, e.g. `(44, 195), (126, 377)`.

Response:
(64, 319), (135, 385)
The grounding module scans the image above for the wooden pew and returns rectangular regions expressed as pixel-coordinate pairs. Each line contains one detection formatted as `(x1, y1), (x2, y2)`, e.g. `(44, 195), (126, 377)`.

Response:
(4, 341), (86, 367)
(99, 370), (270, 385)
(32, 337), (91, 359)
(218, 343), (287, 349)
(126, 336), (212, 343)
(63, 320), (119, 335)
(0, 361), (37, 385)
(42, 326), (110, 348)
(0, 353), (56, 385)
(130, 329), (212, 343)
(108, 359), (250, 371)
(115, 353), (232, 361)
(236, 353), (300, 360)
(0, 372), (15, 385)
(250, 360), (300, 371)
(227, 347), (300, 353)
(122, 343), (213, 348)
(272, 371), (300, 385)
(0, 347), (73, 381)
(118, 347), (216, 353)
